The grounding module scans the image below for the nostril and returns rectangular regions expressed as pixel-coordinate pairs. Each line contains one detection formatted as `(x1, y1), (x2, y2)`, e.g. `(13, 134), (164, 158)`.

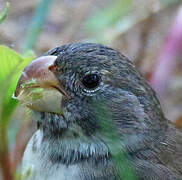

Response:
(48, 65), (55, 71)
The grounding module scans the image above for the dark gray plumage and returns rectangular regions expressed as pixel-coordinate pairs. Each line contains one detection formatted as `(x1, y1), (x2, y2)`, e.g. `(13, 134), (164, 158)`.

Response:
(20, 43), (182, 180)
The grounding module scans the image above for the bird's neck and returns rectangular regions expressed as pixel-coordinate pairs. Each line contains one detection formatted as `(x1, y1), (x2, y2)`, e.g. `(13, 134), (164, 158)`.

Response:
(37, 128), (110, 165)
(33, 111), (110, 165)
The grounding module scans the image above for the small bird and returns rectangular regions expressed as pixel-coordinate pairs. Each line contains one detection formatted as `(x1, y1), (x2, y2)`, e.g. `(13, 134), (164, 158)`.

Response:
(14, 43), (182, 180)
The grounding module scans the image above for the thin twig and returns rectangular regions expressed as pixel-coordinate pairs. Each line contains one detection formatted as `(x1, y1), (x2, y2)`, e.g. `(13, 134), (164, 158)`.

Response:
(0, 128), (13, 180)
(135, 14), (154, 69)
(21, 0), (53, 53)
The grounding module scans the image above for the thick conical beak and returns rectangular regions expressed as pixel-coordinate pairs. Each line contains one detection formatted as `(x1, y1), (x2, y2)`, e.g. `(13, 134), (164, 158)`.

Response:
(14, 56), (64, 114)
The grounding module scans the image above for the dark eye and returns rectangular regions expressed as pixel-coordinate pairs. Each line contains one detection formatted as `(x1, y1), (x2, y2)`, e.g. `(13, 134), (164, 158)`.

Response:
(82, 74), (101, 89)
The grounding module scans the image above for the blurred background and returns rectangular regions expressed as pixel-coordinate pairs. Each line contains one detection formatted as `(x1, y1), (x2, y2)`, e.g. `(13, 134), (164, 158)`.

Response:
(0, 0), (182, 179)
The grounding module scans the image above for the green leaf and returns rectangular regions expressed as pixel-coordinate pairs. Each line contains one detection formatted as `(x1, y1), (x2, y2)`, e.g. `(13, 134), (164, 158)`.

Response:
(0, 2), (10, 24)
(85, 0), (132, 32)
(160, 0), (180, 5)
(0, 46), (34, 125)
(0, 46), (22, 84)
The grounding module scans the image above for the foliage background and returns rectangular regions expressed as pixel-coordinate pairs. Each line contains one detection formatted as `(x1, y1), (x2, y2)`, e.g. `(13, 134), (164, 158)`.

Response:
(0, 0), (182, 179)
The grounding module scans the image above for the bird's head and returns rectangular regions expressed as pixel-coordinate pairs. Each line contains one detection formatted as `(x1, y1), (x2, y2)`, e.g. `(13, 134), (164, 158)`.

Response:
(14, 43), (167, 151)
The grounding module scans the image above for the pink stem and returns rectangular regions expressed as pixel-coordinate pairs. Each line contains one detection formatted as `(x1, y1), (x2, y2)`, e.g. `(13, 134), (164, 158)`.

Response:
(150, 6), (182, 98)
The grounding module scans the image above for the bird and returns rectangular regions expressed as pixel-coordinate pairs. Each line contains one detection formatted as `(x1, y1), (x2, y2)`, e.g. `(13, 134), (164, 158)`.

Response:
(14, 43), (182, 180)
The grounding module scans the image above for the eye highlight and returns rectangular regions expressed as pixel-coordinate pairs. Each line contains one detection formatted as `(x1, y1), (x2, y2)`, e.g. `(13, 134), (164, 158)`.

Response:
(82, 73), (101, 89)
